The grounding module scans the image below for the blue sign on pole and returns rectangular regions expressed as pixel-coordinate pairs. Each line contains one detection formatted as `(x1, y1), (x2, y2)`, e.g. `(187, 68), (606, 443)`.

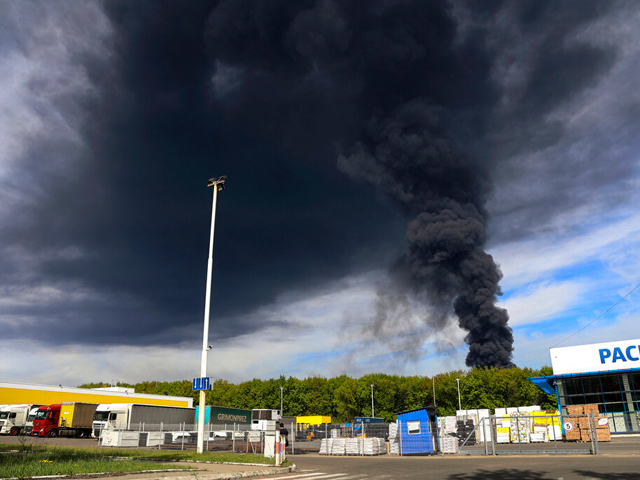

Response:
(192, 377), (210, 391)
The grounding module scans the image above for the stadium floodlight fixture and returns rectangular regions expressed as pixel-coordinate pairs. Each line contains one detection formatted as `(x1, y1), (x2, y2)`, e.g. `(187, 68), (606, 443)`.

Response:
(207, 175), (227, 190)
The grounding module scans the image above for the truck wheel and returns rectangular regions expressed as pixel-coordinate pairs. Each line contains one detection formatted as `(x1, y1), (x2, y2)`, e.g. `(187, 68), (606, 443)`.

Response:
(48, 429), (58, 438)
(76, 430), (86, 438)
(10, 427), (19, 436)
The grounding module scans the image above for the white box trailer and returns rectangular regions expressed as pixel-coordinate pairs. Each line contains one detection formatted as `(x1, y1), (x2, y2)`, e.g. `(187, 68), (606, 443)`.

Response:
(0, 404), (41, 435)
(94, 403), (195, 437)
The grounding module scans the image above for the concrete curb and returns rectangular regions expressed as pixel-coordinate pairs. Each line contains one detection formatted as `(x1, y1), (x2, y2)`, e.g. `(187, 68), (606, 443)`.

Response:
(1, 463), (297, 480)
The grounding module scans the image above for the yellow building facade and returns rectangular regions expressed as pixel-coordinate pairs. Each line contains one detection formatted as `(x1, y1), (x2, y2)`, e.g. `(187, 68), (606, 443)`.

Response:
(0, 382), (192, 408)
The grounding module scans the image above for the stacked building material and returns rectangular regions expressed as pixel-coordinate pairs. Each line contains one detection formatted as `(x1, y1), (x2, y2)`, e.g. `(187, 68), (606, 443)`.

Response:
(563, 417), (580, 441)
(509, 412), (530, 443)
(456, 419), (476, 446)
(566, 405), (584, 415)
(564, 405), (583, 441)
(563, 404), (611, 442)
(583, 404), (599, 417)
(548, 424), (562, 441)
(495, 426), (510, 443)
(345, 438), (361, 455)
(388, 422), (400, 455)
(595, 416), (611, 442)
(362, 437), (386, 455)
(389, 441), (400, 455)
(319, 438), (331, 455)
(331, 438), (346, 455)
(441, 434), (459, 454)
(531, 426), (548, 442)
(443, 416), (457, 435)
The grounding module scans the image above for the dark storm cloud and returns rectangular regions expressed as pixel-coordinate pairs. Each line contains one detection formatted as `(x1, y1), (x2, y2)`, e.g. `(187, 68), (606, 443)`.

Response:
(1, 0), (633, 366)
(0, 0), (404, 348)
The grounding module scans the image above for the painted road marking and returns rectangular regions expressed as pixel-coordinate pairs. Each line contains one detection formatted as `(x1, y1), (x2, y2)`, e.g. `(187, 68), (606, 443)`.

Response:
(254, 474), (350, 480)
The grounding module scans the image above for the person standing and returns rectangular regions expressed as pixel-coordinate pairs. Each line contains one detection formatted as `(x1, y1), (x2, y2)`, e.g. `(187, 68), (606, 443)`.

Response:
(279, 422), (289, 447)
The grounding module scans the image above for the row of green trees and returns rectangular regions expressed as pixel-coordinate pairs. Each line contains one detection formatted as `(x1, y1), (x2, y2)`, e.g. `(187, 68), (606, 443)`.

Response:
(80, 366), (555, 422)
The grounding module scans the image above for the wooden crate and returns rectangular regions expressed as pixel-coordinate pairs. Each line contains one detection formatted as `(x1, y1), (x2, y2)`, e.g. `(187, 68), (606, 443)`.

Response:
(565, 429), (581, 441)
(583, 404), (600, 416)
(566, 405), (584, 415)
(563, 418), (580, 441)
(577, 416), (591, 429)
(580, 429), (591, 442)
(595, 427), (611, 442)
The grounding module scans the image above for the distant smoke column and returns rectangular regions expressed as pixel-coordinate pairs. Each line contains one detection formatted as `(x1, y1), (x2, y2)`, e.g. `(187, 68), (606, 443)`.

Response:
(339, 100), (514, 368)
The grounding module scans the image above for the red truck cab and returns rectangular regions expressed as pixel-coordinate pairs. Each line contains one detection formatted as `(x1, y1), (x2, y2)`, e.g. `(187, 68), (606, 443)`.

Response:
(31, 404), (60, 437)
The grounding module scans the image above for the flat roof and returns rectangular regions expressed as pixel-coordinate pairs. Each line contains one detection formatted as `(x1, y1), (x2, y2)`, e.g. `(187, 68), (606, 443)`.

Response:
(529, 366), (640, 396)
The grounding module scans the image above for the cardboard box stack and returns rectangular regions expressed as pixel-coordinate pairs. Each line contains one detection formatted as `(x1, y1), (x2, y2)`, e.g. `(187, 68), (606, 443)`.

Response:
(564, 404), (611, 442)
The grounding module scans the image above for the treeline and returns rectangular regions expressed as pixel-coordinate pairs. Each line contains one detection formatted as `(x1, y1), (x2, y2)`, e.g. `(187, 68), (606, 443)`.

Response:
(79, 366), (555, 422)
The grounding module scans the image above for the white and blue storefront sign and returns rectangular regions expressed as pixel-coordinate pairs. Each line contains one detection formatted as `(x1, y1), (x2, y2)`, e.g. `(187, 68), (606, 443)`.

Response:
(551, 338), (640, 375)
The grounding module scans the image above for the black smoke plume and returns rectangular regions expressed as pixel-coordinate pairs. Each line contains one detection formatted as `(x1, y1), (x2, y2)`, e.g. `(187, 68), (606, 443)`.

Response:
(338, 101), (514, 368)
(205, 0), (514, 367)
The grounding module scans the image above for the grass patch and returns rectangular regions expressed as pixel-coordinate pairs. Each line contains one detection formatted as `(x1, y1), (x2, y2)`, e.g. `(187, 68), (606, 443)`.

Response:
(0, 443), (290, 478)
(0, 448), (191, 478)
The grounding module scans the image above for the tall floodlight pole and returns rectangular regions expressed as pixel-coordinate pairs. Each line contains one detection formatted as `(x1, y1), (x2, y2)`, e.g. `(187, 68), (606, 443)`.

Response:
(197, 175), (226, 454)
(370, 384), (375, 418)
(456, 378), (462, 411)
(280, 386), (284, 416)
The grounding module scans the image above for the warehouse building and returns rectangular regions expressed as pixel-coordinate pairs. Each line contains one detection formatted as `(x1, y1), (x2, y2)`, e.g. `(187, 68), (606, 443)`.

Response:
(529, 338), (640, 434)
(0, 382), (192, 408)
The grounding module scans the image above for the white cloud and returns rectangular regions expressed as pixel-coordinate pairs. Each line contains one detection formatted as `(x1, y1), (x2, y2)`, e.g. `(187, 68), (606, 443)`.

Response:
(0, 271), (471, 385)
(500, 280), (587, 327)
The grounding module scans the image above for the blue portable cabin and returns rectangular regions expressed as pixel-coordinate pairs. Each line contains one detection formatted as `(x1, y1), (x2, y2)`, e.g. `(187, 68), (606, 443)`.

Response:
(396, 406), (438, 454)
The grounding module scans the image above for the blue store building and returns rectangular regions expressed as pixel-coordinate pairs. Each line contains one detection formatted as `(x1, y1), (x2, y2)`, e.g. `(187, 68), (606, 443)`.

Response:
(529, 338), (640, 434)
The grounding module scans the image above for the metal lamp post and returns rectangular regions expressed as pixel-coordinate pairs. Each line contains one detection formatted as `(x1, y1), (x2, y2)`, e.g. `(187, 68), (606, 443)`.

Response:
(456, 378), (462, 411)
(197, 175), (226, 454)
(280, 386), (284, 416)
(370, 384), (375, 418)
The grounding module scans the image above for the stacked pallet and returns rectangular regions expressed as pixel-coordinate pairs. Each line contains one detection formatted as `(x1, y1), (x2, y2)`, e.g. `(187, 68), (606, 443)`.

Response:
(495, 427), (510, 443)
(564, 404), (611, 442)
(389, 441), (400, 455)
(319, 438), (331, 455)
(509, 412), (530, 443)
(441, 434), (459, 454)
(362, 437), (386, 455)
(563, 416), (580, 441)
(331, 438), (346, 455)
(456, 419), (476, 446)
(389, 422), (400, 455)
(345, 438), (361, 455)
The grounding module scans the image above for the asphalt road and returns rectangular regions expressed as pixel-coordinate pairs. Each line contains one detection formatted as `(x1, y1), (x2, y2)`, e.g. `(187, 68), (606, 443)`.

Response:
(279, 454), (640, 480)
(2, 435), (640, 479)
